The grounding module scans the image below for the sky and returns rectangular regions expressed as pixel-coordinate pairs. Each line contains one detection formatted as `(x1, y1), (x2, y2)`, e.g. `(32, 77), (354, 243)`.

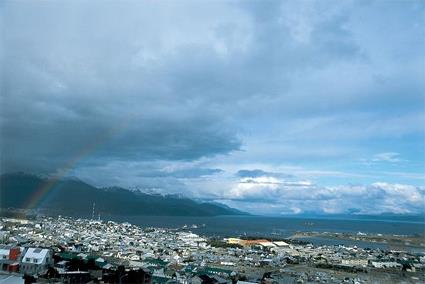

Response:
(1, 0), (424, 215)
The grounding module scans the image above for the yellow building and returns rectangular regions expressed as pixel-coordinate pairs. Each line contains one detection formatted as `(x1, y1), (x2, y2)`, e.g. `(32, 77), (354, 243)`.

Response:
(226, 238), (242, 244)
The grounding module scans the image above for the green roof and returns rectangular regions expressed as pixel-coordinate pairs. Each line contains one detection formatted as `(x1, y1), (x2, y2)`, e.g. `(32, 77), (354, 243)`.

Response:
(152, 275), (170, 284)
(197, 267), (233, 276)
(144, 258), (169, 267)
(58, 252), (79, 260)
(95, 260), (108, 267)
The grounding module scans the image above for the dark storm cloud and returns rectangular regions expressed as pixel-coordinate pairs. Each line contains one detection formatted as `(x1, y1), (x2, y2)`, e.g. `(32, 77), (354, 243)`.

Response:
(137, 168), (223, 179)
(0, 1), (246, 173)
(0, 0), (365, 175)
(236, 169), (293, 179)
(237, 169), (271, 178)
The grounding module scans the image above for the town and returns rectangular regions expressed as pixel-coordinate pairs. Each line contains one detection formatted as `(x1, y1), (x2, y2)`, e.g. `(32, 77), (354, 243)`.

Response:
(0, 216), (423, 284)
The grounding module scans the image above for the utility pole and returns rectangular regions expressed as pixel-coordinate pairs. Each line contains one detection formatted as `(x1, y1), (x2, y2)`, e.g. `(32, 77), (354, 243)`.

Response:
(92, 202), (96, 220)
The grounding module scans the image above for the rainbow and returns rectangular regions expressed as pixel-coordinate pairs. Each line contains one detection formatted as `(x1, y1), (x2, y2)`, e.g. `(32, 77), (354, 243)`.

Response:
(23, 115), (137, 209)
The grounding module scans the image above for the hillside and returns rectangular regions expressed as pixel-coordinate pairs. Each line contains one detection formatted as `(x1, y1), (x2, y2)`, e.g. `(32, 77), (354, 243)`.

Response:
(0, 173), (246, 217)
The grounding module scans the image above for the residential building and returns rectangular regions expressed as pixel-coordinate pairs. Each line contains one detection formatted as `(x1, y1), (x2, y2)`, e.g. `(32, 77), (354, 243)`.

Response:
(20, 248), (53, 275)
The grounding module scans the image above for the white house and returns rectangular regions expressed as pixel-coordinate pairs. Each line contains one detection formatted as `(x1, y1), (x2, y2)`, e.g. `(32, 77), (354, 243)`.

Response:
(371, 261), (402, 269)
(20, 248), (53, 275)
(341, 258), (368, 267)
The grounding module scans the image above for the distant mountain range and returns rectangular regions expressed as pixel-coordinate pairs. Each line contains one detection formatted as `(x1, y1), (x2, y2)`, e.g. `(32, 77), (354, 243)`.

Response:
(0, 172), (247, 217)
(278, 212), (425, 223)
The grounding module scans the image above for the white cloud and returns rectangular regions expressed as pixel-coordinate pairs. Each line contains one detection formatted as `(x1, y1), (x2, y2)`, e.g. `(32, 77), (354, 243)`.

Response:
(218, 173), (425, 215)
(372, 152), (404, 163)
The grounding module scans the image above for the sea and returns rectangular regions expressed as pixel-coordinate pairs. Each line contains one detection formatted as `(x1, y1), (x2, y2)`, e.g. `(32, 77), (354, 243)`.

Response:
(107, 215), (423, 235)
(106, 215), (425, 252)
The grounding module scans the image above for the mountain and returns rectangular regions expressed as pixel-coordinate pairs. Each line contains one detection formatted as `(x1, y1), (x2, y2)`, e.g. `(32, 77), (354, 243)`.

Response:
(278, 212), (425, 222)
(0, 172), (246, 217)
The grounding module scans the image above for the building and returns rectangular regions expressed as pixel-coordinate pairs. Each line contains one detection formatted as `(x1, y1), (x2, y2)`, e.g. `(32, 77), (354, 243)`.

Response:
(240, 240), (270, 247)
(273, 241), (289, 247)
(371, 261), (402, 269)
(59, 271), (91, 284)
(226, 238), (242, 245)
(20, 248), (53, 275)
(341, 258), (368, 267)
(0, 245), (21, 272)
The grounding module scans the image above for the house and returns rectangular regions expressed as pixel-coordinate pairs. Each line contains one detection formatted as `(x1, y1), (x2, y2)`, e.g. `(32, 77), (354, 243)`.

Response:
(0, 245), (21, 272)
(59, 271), (91, 284)
(371, 261), (402, 269)
(191, 275), (228, 284)
(20, 248), (53, 275)
(55, 260), (69, 273)
(102, 266), (152, 284)
(341, 258), (368, 267)
(196, 267), (233, 278)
